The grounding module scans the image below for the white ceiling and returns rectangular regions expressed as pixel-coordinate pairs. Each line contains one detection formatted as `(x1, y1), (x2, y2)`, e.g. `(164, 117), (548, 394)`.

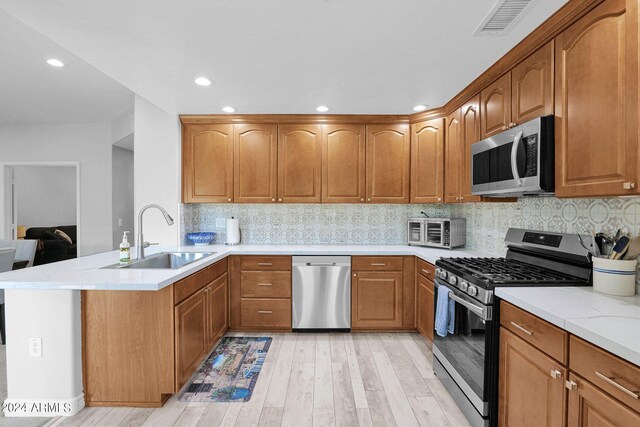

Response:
(0, 0), (567, 116)
(0, 9), (133, 123)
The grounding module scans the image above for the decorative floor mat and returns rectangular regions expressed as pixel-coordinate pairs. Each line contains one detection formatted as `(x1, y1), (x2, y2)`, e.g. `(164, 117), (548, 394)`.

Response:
(178, 336), (272, 402)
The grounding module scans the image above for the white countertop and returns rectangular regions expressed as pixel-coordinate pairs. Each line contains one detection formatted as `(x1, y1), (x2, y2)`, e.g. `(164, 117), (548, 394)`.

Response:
(0, 244), (482, 291)
(496, 287), (640, 366)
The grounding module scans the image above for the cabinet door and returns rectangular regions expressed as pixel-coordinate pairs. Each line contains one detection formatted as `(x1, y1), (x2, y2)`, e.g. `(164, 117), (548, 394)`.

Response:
(322, 124), (366, 203)
(234, 124), (277, 203)
(366, 124), (410, 203)
(511, 41), (554, 125)
(182, 124), (234, 203)
(175, 290), (207, 389)
(417, 274), (434, 342)
(481, 73), (512, 139)
(460, 96), (482, 202)
(410, 119), (444, 203)
(352, 271), (402, 329)
(499, 328), (567, 427)
(567, 373), (640, 427)
(278, 124), (322, 202)
(555, 0), (639, 197)
(206, 273), (228, 348)
(444, 109), (461, 203)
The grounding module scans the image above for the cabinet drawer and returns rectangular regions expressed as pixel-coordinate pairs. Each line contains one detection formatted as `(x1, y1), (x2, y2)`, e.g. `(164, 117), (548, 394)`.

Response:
(240, 271), (291, 298)
(174, 258), (227, 305)
(500, 301), (568, 364)
(241, 299), (291, 328)
(417, 258), (435, 280)
(241, 256), (291, 271)
(352, 256), (403, 271)
(570, 336), (640, 413)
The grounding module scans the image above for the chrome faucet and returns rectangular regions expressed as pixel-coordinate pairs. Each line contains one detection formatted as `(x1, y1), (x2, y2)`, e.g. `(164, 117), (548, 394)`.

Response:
(137, 204), (175, 260)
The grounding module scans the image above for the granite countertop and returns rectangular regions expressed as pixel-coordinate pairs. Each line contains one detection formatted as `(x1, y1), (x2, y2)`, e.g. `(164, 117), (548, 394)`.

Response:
(0, 244), (482, 291)
(496, 286), (640, 366)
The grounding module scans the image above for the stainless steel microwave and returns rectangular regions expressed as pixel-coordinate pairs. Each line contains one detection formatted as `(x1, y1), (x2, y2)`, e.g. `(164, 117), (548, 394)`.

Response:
(407, 218), (466, 249)
(471, 115), (554, 197)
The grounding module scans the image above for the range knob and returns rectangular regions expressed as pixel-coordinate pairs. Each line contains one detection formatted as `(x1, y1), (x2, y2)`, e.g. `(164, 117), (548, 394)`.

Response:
(436, 268), (447, 280)
(448, 275), (458, 286)
(459, 280), (469, 292)
(468, 286), (478, 297)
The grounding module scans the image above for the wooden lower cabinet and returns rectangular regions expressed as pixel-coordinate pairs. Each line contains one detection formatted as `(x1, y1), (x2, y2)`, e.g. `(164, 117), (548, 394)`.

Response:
(416, 273), (434, 341)
(352, 270), (402, 329)
(567, 373), (640, 426)
(83, 260), (229, 407)
(499, 328), (567, 427)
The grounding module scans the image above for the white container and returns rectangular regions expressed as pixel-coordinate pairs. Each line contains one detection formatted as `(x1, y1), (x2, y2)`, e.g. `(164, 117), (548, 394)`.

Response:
(226, 217), (241, 245)
(592, 257), (637, 296)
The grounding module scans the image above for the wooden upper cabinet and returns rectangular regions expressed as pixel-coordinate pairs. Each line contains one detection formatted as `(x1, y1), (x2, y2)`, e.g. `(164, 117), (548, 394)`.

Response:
(555, 0), (639, 198)
(366, 124), (410, 203)
(234, 124), (277, 203)
(511, 41), (554, 125)
(444, 109), (461, 203)
(182, 124), (234, 203)
(410, 119), (444, 203)
(278, 124), (322, 203)
(460, 96), (482, 202)
(322, 125), (366, 203)
(481, 73), (512, 139)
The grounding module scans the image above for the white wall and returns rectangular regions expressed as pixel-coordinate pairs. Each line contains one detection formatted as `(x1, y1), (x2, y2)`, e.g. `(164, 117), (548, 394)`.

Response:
(14, 166), (77, 228)
(133, 95), (180, 246)
(0, 123), (113, 255)
(112, 146), (134, 248)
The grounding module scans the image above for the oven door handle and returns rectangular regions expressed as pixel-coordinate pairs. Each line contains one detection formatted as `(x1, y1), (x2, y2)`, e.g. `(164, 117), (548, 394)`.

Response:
(448, 292), (491, 321)
(510, 130), (524, 187)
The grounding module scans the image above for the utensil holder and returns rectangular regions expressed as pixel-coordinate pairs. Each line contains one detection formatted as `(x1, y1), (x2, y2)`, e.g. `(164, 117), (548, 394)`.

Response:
(592, 257), (637, 296)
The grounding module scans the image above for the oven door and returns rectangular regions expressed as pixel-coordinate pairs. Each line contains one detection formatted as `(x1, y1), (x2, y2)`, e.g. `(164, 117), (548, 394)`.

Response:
(471, 117), (543, 196)
(432, 279), (493, 417)
(407, 220), (424, 245)
(425, 220), (446, 247)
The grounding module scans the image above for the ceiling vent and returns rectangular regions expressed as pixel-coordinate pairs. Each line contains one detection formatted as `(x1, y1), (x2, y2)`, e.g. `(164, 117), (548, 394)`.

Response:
(473, 0), (536, 36)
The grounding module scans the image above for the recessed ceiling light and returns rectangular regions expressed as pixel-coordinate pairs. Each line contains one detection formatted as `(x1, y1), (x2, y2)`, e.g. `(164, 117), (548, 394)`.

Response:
(46, 58), (64, 68)
(316, 105), (329, 113)
(194, 77), (212, 87)
(413, 104), (428, 112)
(222, 106), (236, 113)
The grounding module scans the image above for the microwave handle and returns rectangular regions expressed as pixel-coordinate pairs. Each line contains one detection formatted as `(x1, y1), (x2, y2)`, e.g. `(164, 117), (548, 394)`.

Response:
(510, 130), (524, 187)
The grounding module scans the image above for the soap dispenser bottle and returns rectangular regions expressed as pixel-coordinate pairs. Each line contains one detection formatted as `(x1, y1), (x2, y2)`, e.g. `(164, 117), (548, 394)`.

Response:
(120, 231), (131, 264)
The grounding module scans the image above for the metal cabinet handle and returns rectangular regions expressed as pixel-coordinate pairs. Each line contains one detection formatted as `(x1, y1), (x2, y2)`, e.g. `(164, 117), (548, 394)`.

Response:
(360, 198), (364, 202)
(595, 371), (640, 399)
(421, 269), (431, 275)
(510, 321), (533, 336)
(258, 262), (273, 266)
(566, 380), (577, 390)
(550, 370), (562, 379)
(623, 182), (636, 190)
(278, 198), (283, 202)
(227, 198), (232, 202)
(258, 310), (273, 314)
(257, 283), (273, 286)
(371, 263), (386, 266)
(271, 198), (275, 202)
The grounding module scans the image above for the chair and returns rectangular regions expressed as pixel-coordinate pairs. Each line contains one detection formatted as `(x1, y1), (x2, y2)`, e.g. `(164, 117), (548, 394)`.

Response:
(0, 247), (16, 345)
(0, 240), (37, 268)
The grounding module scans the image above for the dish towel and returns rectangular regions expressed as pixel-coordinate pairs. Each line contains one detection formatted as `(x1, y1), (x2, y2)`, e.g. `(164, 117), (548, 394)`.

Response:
(435, 285), (456, 337)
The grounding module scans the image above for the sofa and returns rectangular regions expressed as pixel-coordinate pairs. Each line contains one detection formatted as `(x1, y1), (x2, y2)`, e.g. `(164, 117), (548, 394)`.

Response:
(26, 225), (77, 266)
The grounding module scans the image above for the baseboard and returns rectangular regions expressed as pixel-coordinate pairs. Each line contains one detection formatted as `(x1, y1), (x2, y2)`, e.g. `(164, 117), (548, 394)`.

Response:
(3, 393), (85, 417)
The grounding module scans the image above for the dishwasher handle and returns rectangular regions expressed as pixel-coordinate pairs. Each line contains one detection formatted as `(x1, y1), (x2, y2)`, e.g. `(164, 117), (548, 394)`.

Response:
(304, 262), (337, 266)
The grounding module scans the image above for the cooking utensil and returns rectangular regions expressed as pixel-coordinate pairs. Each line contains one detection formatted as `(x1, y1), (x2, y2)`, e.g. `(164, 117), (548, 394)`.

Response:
(623, 236), (640, 260)
(610, 235), (631, 260)
(591, 231), (601, 257)
(577, 234), (597, 257)
(614, 229), (622, 244)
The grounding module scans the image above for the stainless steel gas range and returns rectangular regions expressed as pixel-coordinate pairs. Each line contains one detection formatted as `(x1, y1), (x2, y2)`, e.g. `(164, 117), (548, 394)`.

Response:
(432, 228), (593, 427)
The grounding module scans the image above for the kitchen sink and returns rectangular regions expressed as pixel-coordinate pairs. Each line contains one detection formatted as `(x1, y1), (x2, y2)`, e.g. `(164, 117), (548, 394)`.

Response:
(103, 252), (216, 269)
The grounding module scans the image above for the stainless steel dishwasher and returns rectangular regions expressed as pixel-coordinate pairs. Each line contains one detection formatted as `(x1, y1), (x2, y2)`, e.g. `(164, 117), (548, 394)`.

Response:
(292, 256), (351, 332)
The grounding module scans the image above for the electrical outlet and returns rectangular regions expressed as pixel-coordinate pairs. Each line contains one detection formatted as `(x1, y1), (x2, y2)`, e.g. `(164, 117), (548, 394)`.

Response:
(216, 218), (226, 229)
(29, 337), (42, 357)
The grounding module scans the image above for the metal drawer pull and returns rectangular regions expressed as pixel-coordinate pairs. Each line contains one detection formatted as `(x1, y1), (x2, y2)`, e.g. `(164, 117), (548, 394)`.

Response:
(371, 263), (386, 266)
(550, 370), (562, 379)
(257, 283), (273, 286)
(595, 371), (640, 399)
(257, 310), (273, 314)
(566, 380), (577, 390)
(510, 321), (533, 336)
(258, 262), (273, 266)
(421, 269), (431, 275)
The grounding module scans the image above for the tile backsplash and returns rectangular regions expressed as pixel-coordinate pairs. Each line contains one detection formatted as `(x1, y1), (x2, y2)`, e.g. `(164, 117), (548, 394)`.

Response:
(181, 197), (640, 254)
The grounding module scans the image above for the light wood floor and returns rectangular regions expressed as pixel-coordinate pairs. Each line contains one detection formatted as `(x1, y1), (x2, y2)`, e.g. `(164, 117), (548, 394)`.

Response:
(45, 332), (471, 427)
